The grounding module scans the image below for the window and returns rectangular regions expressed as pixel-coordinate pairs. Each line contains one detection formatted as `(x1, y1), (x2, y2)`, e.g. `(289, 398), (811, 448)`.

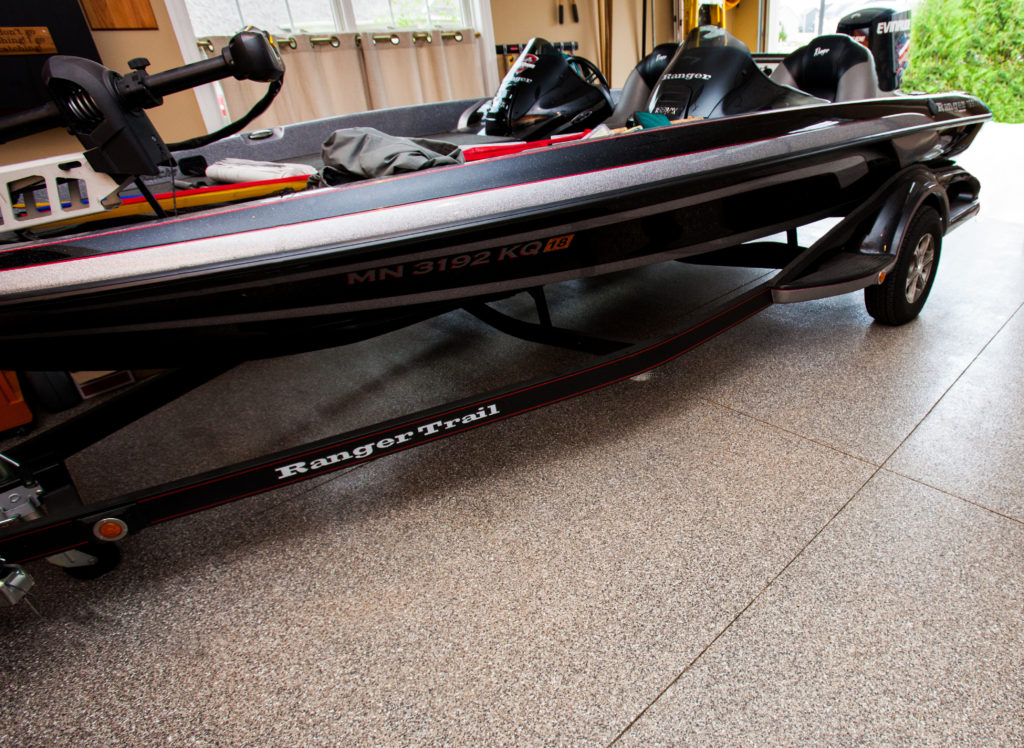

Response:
(182, 0), (472, 37)
(766, 0), (921, 53)
(351, 0), (465, 28)
(168, 0), (497, 131)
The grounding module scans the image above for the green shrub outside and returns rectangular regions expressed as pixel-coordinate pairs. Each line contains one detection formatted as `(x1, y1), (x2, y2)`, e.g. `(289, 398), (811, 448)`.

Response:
(901, 0), (1024, 122)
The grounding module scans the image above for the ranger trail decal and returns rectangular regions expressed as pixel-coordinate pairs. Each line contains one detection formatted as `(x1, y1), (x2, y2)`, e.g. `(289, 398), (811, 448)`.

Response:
(274, 403), (502, 480)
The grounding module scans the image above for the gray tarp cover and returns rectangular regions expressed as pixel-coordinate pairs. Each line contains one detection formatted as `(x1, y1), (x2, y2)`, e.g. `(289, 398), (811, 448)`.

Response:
(314, 126), (464, 184)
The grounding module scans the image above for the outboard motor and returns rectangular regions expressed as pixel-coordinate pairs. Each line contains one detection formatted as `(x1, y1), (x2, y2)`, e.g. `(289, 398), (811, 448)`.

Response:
(647, 26), (822, 120)
(836, 7), (911, 91)
(482, 38), (612, 140)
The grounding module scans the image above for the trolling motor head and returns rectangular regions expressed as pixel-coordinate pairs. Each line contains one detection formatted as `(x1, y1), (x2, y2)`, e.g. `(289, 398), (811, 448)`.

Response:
(482, 38), (612, 140)
(0, 30), (285, 181)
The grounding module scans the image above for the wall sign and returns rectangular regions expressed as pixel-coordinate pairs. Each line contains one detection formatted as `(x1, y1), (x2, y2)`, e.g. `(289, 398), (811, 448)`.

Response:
(0, 3), (101, 116)
(0, 27), (58, 55)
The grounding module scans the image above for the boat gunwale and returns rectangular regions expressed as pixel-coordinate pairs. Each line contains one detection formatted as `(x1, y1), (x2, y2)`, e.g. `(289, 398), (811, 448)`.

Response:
(1, 91), (987, 256)
(0, 95), (989, 308)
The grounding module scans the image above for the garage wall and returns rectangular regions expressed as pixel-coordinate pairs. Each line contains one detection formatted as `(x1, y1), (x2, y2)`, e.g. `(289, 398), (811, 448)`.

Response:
(491, 0), (671, 87)
(493, 0), (760, 86)
(0, 0), (201, 163)
(729, 1), (761, 50)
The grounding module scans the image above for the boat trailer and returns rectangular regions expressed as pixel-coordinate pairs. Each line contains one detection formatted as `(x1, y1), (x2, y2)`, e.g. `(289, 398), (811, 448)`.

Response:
(0, 163), (980, 606)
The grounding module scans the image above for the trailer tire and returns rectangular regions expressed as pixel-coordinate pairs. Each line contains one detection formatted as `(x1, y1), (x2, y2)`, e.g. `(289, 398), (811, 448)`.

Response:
(62, 542), (121, 580)
(20, 371), (82, 412)
(865, 206), (942, 325)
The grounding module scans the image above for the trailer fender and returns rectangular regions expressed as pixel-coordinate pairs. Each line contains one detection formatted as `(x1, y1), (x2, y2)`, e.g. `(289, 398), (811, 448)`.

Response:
(861, 165), (949, 262)
(770, 164), (951, 304)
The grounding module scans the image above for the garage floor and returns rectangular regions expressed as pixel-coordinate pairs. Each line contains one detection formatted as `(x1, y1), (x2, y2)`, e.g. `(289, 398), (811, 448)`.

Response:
(2, 125), (1022, 746)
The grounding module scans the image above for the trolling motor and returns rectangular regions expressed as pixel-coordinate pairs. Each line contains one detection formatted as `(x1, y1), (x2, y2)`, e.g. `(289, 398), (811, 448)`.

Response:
(0, 29), (285, 182)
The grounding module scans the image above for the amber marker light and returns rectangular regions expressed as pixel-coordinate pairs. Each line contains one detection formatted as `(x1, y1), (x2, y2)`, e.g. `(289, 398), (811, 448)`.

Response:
(93, 518), (128, 541)
(878, 271), (887, 284)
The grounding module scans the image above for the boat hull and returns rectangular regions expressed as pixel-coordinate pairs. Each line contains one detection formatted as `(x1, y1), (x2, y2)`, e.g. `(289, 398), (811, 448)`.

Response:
(0, 94), (989, 369)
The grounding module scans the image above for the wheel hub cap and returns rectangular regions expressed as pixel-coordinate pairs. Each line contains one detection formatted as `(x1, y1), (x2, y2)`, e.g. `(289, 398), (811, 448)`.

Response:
(904, 233), (935, 304)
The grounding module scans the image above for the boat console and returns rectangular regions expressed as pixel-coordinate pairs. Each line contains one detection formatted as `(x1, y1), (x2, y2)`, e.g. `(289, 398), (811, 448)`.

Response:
(479, 37), (613, 140)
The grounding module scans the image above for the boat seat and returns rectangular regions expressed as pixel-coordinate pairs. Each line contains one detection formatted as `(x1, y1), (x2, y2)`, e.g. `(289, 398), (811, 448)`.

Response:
(646, 34), (826, 121)
(769, 34), (881, 102)
(605, 43), (678, 129)
(606, 26), (749, 128)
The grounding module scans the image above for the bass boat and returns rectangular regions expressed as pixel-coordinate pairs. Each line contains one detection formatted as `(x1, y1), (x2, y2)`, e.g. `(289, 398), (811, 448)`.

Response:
(0, 23), (994, 596)
(0, 26), (990, 370)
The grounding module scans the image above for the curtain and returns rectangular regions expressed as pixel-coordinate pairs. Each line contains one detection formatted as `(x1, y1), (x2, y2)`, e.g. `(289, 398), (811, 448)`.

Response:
(206, 29), (488, 129)
(360, 30), (488, 110)
(206, 34), (369, 129)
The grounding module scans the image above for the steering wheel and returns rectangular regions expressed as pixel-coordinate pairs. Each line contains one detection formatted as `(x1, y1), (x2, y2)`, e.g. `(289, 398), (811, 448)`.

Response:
(569, 55), (610, 90)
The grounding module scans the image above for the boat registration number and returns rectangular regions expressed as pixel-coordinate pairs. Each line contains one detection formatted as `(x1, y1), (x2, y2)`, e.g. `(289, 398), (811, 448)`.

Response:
(346, 233), (575, 286)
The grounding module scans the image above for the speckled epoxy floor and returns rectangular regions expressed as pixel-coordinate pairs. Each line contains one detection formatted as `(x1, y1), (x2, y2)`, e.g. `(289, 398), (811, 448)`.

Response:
(1, 125), (1022, 747)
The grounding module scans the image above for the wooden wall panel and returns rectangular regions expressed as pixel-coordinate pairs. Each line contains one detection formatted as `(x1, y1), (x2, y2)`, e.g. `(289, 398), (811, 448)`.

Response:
(80, 0), (158, 30)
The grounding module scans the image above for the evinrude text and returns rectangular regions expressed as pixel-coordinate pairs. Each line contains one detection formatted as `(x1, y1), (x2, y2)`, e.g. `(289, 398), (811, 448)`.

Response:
(877, 19), (911, 34)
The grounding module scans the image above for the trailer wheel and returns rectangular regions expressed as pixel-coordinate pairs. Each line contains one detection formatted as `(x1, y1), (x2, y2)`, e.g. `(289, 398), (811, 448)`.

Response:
(61, 543), (122, 580)
(20, 371), (82, 412)
(865, 206), (942, 325)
